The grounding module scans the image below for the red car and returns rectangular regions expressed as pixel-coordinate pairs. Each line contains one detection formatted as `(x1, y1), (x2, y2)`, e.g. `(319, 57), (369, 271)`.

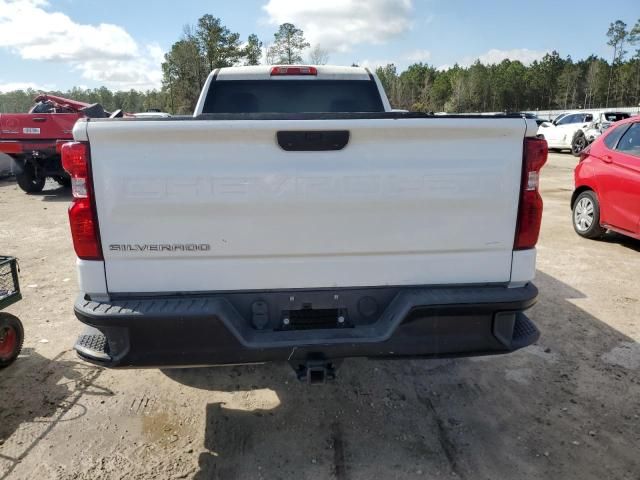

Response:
(0, 95), (111, 193)
(572, 116), (640, 240)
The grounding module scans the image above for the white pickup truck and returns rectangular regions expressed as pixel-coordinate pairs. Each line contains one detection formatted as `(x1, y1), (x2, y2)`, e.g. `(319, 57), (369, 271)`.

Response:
(63, 65), (546, 381)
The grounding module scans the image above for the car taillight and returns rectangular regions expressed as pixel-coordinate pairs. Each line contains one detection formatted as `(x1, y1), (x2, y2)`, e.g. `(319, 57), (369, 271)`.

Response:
(270, 66), (317, 76)
(61, 142), (102, 260)
(514, 137), (548, 250)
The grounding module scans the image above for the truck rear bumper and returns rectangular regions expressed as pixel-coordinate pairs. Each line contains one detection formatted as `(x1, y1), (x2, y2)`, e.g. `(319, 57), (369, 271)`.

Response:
(73, 283), (539, 369)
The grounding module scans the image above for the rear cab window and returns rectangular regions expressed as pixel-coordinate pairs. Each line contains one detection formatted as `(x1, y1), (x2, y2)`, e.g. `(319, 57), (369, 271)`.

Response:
(202, 80), (384, 114)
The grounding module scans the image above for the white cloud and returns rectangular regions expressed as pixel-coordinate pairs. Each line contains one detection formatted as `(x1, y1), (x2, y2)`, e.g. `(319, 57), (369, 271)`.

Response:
(263, 0), (413, 52)
(0, 0), (163, 90)
(404, 49), (431, 63)
(0, 81), (54, 92)
(75, 44), (164, 90)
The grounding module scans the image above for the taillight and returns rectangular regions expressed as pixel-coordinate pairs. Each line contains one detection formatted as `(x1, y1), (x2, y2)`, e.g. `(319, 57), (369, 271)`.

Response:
(270, 66), (317, 76)
(515, 137), (548, 250)
(61, 142), (102, 260)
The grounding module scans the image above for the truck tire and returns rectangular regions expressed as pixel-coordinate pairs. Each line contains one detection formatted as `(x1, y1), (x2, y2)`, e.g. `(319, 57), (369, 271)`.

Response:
(571, 131), (587, 157)
(0, 313), (24, 368)
(572, 190), (605, 239)
(16, 163), (46, 193)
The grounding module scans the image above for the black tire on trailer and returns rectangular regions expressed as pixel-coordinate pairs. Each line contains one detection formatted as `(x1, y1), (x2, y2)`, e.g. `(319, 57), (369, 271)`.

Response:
(16, 162), (46, 193)
(571, 131), (588, 157)
(572, 190), (606, 239)
(0, 313), (24, 368)
(53, 175), (71, 188)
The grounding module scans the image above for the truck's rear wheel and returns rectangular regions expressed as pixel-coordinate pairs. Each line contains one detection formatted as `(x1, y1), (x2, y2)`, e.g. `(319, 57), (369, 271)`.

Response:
(16, 163), (46, 193)
(0, 313), (24, 368)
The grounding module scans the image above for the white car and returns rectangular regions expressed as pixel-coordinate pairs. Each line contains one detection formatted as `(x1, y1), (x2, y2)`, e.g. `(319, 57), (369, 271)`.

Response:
(537, 112), (595, 152)
(538, 111), (630, 155)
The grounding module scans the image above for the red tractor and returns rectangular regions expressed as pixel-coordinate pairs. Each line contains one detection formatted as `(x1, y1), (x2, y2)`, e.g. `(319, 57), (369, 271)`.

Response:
(0, 95), (112, 193)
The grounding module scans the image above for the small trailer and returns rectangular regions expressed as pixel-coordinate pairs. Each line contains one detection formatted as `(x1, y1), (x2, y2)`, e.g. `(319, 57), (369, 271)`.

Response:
(0, 257), (23, 367)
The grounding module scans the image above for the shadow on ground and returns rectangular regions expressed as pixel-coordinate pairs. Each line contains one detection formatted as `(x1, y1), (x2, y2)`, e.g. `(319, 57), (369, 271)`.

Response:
(30, 185), (72, 202)
(600, 231), (640, 252)
(0, 349), (112, 480)
(0, 177), (71, 201)
(164, 270), (639, 480)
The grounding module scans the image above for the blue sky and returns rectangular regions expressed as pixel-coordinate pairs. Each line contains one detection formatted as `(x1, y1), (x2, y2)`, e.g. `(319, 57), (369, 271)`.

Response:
(0, 0), (638, 92)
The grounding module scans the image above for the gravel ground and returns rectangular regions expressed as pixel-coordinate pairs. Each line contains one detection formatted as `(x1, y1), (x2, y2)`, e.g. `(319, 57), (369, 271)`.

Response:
(0, 152), (638, 480)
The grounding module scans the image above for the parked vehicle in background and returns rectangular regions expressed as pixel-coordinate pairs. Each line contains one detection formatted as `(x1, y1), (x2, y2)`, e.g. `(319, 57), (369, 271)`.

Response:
(573, 112), (631, 156)
(0, 95), (111, 193)
(63, 65), (546, 381)
(572, 117), (640, 240)
(538, 112), (593, 152)
(538, 111), (630, 155)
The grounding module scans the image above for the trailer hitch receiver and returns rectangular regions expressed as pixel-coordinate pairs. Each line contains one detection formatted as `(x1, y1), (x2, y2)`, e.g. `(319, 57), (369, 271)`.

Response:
(290, 354), (340, 384)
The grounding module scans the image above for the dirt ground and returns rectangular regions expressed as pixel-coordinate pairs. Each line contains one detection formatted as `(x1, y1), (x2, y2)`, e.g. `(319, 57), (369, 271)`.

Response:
(0, 152), (638, 480)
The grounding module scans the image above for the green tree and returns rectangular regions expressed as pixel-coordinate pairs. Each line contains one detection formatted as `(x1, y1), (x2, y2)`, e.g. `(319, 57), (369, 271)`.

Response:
(398, 63), (434, 109)
(374, 64), (398, 105)
(244, 34), (263, 66)
(429, 71), (453, 111)
(581, 57), (607, 108)
(628, 19), (640, 104)
(606, 20), (628, 106)
(467, 61), (490, 111)
(161, 16), (245, 113)
(555, 59), (581, 109)
(196, 15), (243, 71)
(537, 51), (565, 109)
(162, 37), (203, 113)
(268, 23), (310, 64)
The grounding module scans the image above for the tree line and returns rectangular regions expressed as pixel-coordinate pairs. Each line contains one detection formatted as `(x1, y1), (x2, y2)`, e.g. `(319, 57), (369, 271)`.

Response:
(0, 86), (164, 115)
(377, 19), (640, 113)
(0, 16), (638, 115)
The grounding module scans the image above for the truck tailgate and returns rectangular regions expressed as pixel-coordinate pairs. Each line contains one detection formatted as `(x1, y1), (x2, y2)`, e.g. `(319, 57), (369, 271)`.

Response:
(85, 117), (526, 293)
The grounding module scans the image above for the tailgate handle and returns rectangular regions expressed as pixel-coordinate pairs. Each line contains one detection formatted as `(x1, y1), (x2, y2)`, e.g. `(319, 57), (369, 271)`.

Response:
(277, 131), (349, 151)
(32, 117), (47, 122)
